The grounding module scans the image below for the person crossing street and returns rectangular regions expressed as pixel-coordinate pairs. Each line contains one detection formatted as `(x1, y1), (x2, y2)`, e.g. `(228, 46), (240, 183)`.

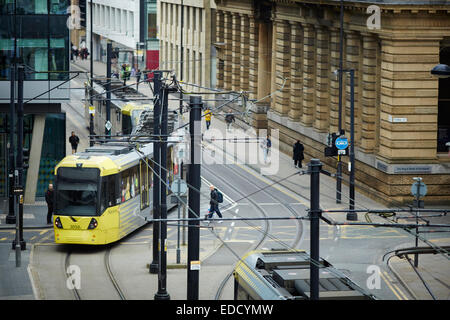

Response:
(206, 185), (223, 224)
(204, 107), (212, 130)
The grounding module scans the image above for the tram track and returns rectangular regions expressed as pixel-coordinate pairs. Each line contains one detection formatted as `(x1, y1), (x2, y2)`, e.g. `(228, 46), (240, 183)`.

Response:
(202, 161), (304, 300)
(64, 245), (126, 300)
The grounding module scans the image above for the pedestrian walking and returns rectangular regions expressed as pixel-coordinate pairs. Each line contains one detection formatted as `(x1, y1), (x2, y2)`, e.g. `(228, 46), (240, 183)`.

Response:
(261, 135), (271, 164)
(204, 107), (212, 130)
(293, 140), (304, 168)
(69, 131), (80, 154)
(225, 109), (235, 131)
(206, 185), (223, 223)
(45, 183), (54, 224)
(136, 69), (141, 91)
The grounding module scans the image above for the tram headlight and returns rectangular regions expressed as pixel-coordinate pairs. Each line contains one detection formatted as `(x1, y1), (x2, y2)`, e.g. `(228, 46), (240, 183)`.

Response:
(88, 218), (98, 230)
(55, 217), (63, 229)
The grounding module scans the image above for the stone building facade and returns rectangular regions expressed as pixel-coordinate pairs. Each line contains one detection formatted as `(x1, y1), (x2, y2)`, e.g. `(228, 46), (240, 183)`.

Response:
(214, 0), (450, 204)
(158, 0), (216, 91)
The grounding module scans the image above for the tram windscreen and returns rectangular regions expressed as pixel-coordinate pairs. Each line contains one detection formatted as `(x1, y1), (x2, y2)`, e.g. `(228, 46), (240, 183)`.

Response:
(55, 167), (100, 216)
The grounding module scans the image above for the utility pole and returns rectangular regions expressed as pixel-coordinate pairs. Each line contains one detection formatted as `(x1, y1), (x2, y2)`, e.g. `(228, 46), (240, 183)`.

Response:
(347, 69), (357, 221)
(187, 96), (202, 300)
(6, 64), (16, 224)
(309, 159), (322, 300)
(179, 0), (184, 116)
(150, 70), (162, 274)
(16, 65), (26, 251)
(155, 86), (170, 300)
(106, 41), (112, 136)
(89, 0), (94, 146)
(336, 0), (344, 204)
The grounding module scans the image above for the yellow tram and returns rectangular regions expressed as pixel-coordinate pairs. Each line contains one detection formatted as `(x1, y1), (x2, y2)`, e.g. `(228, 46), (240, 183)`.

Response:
(121, 103), (152, 135)
(53, 142), (175, 245)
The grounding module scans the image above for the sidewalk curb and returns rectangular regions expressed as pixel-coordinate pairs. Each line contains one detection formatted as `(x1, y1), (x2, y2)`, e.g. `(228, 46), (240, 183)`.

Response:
(386, 255), (418, 300)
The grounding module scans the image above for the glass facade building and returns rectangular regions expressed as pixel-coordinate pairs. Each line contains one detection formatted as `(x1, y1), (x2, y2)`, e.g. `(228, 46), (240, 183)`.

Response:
(0, 0), (70, 80)
(0, 0), (69, 201)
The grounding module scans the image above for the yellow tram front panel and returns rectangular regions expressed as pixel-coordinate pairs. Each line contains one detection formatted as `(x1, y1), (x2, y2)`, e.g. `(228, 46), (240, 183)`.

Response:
(53, 154), (121, 245)
(53, 141), (158, 245)
(54, 206), (120, 245)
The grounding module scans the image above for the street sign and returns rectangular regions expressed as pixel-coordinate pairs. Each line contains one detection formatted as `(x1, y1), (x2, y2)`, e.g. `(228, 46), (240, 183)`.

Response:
(13, 186), (24, 195)
(335, 136), (349, 150)
(105, 120), (112, 131)
(411, 181), (427, 198)
(89, 106), (95, 115)
(171, 178), (188, 195)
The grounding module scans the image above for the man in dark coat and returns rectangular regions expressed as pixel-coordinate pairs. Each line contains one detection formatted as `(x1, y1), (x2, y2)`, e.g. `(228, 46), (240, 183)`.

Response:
(293, 140), (304, 168)
(225, 109), (235, 131)
(45, 183), (54, 224)
(206, 185), (222, 223)
(69, 131), (80, 154)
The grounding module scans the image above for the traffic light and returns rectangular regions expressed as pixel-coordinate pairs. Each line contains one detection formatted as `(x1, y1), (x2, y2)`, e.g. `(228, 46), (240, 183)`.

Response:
(22, 148), (29, 169)
(324, 133), (338, 157)
(79, 0), (86, 28)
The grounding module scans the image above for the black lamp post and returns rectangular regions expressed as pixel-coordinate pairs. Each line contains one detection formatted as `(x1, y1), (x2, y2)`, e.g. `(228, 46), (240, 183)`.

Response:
(333, 68), (357, 221)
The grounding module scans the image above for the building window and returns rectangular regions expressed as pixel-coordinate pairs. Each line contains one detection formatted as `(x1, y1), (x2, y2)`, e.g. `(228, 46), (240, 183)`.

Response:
(437, 45), (450, 153)
(0, 2), (69, 81)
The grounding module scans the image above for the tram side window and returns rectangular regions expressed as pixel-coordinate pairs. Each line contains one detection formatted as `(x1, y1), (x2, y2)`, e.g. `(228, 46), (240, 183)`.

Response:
(100, 175), (117, 213)
(148, 159), (153, 204)
(120, 166), (140, 203)
(100, 179), (107, 213)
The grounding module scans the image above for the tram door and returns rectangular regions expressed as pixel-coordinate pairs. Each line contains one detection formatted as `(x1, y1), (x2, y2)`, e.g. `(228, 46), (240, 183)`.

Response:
(140, 159), (149, 210)
(0, 134), (6, 197)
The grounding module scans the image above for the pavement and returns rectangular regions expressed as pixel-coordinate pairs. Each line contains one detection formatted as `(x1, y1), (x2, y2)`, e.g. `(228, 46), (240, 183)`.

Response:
(0, 59), (448, 300)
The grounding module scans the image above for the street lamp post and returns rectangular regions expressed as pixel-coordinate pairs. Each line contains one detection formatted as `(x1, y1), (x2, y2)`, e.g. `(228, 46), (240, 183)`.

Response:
(334, 69), (357, 221)
(336, 0), (344, 204)
(348, 69), (357, 220)
(6, 64), (16, 224)
(430, 64), (450, 78)
(179, 0), (184, 115)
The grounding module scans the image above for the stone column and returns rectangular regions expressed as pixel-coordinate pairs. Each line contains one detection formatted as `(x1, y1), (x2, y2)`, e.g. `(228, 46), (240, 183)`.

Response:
(274, 19), (291, 116)
(329, 27), (341, 133)
(301, 23), (315, 126)
(288, 21), (303, 122)
(360, 33), (378, 153)
(257, 21), (271, 104)
(231, 12), (241, 91)
(379, 38), (439, 160)
(345, 31), (361, 142)
(314, 26), (330, 132)
(216, 10), (224, 89)
(24, 115), (46, 204)
(240, 14), (250, 92)
(248, 16), (259, 101)
(223, 11), (232, 90)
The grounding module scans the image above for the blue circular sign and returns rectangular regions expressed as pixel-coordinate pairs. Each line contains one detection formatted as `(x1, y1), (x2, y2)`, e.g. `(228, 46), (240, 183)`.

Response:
(335, 137), (349, 150)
